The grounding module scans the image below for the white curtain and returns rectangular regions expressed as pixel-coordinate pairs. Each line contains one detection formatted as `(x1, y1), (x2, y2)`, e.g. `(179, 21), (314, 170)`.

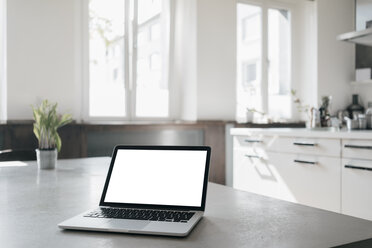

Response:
(0, 0), (7, 122)
(170, 0), (197, 121)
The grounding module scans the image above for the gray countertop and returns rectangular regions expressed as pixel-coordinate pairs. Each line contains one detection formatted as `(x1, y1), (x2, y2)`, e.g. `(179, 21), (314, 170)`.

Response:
(1, 157), (372, 248)
(231, 127), (372, 139)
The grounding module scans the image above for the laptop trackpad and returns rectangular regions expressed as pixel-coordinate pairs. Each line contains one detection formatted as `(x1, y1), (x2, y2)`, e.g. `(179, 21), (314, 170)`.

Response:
(107, 219), (150, 230)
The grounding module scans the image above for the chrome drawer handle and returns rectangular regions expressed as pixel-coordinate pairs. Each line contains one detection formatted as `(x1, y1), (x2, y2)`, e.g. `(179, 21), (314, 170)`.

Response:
(344, 145), (372, 150)
(345, 165), (372, 171)
(294, 159), (317, 165)
(245, 154), (261, 159)
(244, 139), (263, 143)
(293, 142), (316, 146)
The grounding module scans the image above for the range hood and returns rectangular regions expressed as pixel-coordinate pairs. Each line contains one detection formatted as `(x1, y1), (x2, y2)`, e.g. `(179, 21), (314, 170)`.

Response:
(337, 27), (372, 46)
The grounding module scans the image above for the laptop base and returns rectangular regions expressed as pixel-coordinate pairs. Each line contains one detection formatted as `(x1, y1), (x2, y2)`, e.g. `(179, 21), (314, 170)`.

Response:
(58, 209), (204, 237)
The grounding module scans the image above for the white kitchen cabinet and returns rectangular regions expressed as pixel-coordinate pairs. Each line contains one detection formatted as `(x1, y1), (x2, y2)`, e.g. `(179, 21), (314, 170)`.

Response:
(231, 128), (372, 219)
(233, 150), (280, 199)
(342, 159), (372, 221)
(272, 152), (341, 212)
(233, 149), (340, 212)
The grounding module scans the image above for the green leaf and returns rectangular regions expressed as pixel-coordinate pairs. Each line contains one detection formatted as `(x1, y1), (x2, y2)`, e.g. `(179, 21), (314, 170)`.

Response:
(58, 114), (73, 128)
(31, 99), (73, 151)
(55, 133), (62, 152)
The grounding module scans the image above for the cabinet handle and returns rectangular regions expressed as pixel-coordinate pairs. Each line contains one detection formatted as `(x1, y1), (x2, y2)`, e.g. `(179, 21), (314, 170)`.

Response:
(293, 142), (316, 146)
(245, 154), (261, 159)
(345, 165), (372, 171)
(344, 144), (372, 150)
(244, 139), (262, 143)
(293, 159), (317, 165)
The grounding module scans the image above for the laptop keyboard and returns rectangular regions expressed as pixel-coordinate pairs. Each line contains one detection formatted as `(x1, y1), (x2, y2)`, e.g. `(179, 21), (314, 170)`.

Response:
(84, 208), (195, 223)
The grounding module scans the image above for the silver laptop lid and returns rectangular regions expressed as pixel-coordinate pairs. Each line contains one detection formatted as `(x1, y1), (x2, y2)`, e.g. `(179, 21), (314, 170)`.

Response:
(99, 146), (211, 211)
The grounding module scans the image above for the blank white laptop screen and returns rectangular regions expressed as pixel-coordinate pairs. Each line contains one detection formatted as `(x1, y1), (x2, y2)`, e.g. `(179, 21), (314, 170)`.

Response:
(104, 149), (208, 207)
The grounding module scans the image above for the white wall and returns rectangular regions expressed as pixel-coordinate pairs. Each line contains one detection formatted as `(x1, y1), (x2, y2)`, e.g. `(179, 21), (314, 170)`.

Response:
(0, 0), (6, 122)
(316, 0), (354, 114)
(296, 0), (317, 119)
(196, 0), (236, 120)
(7, 0), (82, 120)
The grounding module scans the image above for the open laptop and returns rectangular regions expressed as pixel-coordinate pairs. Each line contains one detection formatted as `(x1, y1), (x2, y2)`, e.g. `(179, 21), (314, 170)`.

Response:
(58, 145), (211, 237)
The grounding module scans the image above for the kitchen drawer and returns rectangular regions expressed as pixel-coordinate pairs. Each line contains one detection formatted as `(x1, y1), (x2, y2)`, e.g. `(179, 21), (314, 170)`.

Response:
(268, 136), (340, 157)
(342, 139), (372, 160)
(234, 135), (273, 149)
(233, 150), (280, 199)
(271, 152), (341, 212)
(342, 158), (372, 221)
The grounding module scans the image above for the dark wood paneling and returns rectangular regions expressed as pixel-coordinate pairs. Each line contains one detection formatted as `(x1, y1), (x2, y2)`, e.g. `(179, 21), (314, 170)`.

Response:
(3, 124), (38, 150)
(58, 125), (83, 159)
(203, 123), (226, 185)
(0, 121), (228, 184)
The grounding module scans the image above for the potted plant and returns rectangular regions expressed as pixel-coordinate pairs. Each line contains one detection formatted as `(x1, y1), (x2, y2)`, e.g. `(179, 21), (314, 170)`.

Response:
(246, 108), (266, 123)
(291, 89), (317, 128)
(32, 100), (73, 169)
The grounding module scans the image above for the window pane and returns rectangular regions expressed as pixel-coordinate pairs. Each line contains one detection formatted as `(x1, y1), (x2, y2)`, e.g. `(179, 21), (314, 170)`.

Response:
(236, 4), (262, 121)
(136, 0), (168, 117)
(138, 0), (161, 24)
(268, 8), (291, 120)
(89, 0), (126, 117)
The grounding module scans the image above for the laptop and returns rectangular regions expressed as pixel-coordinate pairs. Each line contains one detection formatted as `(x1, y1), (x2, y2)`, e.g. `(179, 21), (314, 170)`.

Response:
(58, 145), (211, 237)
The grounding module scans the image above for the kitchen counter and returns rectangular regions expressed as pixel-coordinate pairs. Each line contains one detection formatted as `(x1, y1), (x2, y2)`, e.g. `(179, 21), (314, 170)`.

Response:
(2, 157), (372, 247)
(231, 127), (372, 139)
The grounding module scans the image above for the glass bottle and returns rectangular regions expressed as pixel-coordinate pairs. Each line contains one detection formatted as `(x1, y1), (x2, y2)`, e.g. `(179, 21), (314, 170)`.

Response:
(366, 102), (372, 129)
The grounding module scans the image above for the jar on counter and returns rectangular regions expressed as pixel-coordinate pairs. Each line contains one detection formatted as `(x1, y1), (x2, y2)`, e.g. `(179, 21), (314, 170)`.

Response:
(358, 114), (367, 129)
(366, 102), (372, 129)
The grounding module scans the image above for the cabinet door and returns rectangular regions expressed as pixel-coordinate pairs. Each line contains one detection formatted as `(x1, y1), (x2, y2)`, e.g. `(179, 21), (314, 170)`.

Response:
(233, 150), (280, 199)
(342, 139), (372, 160)
(234, 135), (273, 150)
(270, 152), (341, 212)
(342, 159), (372, 221)
(268, 137), (340, 157)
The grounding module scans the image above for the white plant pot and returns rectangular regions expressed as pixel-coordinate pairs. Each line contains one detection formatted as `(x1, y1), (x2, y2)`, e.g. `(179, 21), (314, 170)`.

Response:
(246, 111), (254, 123)
(36, 149), (58, 170)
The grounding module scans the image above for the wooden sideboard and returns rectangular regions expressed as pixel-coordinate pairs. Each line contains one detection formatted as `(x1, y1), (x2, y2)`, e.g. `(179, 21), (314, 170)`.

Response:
(0, 121), (228, 184)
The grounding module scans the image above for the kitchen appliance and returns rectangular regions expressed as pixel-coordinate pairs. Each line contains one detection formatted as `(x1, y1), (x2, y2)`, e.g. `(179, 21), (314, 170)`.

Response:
(347, 94), (365, 119)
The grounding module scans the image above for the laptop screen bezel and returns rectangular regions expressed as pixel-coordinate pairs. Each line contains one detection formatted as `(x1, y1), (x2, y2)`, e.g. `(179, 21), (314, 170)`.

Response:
(99, 145), (211, 211)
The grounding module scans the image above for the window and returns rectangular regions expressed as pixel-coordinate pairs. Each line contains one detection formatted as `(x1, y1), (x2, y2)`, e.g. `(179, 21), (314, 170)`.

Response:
(87, 0), (170, 120)
(237, 1), (292, 122)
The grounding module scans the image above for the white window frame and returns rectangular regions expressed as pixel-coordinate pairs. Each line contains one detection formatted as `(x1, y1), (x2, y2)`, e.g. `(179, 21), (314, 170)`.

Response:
(82, 0), (174, 122)
(237, 0), (294, 120)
